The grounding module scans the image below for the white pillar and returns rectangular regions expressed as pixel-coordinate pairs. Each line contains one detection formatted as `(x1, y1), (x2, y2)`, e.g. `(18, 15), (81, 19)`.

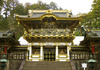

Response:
(40, 46), (43, 61)
(29, 47), (32, 56)
(67, 47), (70, 59)
(28, 43), (32, 60)
(56, 45), (58, 61)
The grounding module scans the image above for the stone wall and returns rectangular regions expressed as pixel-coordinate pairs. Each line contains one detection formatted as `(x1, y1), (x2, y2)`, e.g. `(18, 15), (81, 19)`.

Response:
(9, 60), (22, 70)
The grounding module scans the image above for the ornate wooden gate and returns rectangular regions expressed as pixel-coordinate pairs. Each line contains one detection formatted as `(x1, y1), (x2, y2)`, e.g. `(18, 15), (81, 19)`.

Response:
(44, 48), (55, 61)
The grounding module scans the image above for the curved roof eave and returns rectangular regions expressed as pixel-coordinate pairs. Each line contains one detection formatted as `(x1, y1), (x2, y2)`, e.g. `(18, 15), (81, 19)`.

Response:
(16, 14), (82, 21)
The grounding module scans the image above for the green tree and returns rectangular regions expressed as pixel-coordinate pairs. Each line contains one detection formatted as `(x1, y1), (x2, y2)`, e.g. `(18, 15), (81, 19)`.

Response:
(29, 1), (62, 10)
(49, 2), (58, 10)
(81, 0), (100, 29)
(3, 0), (10, 19)
(25, 2), (31, 14)
(91, 0), (100, 29)
(29, 1), (50, 10)
(8, 3), (25, 39)
(0, 0), (4, 14)
(15, 3), (26, 15)
(0, 17), (9, 29)
(82, 12), (93, 28)
(7, 15), (24, 39)
(8, 0), (19, 17)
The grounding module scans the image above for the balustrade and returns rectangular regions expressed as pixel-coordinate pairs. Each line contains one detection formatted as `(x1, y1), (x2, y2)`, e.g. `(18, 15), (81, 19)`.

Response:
(70, 53), (97, 60)
(0, 53), (27, 60)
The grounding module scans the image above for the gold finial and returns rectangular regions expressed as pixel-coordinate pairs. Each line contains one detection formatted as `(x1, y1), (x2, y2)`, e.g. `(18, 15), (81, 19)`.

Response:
(46, 10), (52, 13)
(16, 14), (18, 17)
(28, 15), (30, 17)
(18, 21), (20, 25)
(48, 10), (50, 12)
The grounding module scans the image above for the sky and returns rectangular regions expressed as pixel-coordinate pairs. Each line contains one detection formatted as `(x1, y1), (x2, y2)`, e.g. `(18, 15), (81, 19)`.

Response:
(18, 0), (93, 15)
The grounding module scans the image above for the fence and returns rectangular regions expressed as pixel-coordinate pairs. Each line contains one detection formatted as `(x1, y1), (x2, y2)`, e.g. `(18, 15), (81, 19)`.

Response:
(70, 53), (97, 60)
(0, 53), (27, 60)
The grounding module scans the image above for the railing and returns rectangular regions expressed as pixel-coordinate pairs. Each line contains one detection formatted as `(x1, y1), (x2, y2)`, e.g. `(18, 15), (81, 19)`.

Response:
(70, 53), (97, 60)
(0, 54), (8, 59)
(18, 59), (26, 70)
(0, 53), (26, 60)
(70, 60), (76, 70)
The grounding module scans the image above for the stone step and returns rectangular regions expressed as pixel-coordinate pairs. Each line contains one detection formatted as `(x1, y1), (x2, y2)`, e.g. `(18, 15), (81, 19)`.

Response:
(23, 67), (72, 70)
(25, 63), (70, 65)
(23, 66), (70, 69)
(23, 68), (71, 70)
(25, 61), (70, 64)
(22, 61), (72, 70)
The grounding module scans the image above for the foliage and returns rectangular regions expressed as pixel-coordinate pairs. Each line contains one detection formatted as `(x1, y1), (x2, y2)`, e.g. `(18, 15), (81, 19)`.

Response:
(82, 12), (93, 28)
(82, 0), (100, 29)
(0, 18), (9, 29)
(0, 0), (3, 14)
(29, 1), (50, 10)
(24, 2), (31, 14)
(74, 31), (82, 36)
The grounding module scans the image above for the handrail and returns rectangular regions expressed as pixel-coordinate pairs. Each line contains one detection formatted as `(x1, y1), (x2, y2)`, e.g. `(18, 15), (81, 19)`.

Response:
(18, 59), (26, 70)
(70, 60), (76, 70)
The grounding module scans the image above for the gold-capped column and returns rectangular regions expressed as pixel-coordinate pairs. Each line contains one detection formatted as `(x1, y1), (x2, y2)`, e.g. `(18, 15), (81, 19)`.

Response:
(56, 43), (58, 61)
(40, 43), (44, 61)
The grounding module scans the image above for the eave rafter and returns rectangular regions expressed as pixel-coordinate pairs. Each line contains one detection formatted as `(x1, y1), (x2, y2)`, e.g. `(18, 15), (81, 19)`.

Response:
(23, 35), (75, 43)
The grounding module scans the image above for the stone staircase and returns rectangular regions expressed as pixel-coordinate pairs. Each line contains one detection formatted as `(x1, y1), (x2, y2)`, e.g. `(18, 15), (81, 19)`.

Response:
(22, 61), (72, 70)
